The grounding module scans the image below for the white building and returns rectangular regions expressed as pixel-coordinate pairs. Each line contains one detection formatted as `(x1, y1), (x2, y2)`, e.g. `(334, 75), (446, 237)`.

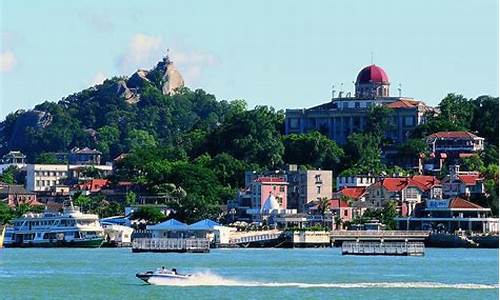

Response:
(26, 164), (69, 192)
(336, 175), (378, 190)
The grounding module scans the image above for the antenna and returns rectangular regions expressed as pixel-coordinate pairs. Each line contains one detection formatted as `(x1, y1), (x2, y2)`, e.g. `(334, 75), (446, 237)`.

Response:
(398, 83), (402, 97)
(339, 83), (344, 98)
(331, 84), (336, 100)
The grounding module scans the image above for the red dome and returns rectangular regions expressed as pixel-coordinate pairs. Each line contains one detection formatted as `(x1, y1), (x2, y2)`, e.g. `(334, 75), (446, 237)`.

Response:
(356, 64), (389, 84)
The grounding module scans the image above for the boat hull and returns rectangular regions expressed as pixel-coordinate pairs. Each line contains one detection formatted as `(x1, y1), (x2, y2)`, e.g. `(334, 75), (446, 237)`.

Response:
(136, 272), (191, 284)
(4, 238), (104, 248)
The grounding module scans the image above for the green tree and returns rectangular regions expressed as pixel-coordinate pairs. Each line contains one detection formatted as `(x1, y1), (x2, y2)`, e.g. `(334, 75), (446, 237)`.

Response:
(342, 133), (384, 175)
(0, 166), (17, 184)
(125, 129), (157, 152)
(35, 152), (59, 164)
(125, 191), (137, 206)
(366, 105), (392, 141)
(283, 131), (344, 173)
(73, 193), (91, 212)
(130, 206), (167, 224)
(0, 202), (14, 224)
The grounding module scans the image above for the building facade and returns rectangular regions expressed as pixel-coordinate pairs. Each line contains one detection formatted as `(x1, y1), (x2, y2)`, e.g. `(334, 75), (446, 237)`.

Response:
(426, 131), (484, 158)
(287, 169), (333, 212)
(285, 64), (433, 144)
(26, 164), (69, 192)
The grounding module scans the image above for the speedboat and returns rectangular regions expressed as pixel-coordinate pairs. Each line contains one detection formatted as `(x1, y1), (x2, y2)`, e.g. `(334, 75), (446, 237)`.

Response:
(136, 268), (191, 284)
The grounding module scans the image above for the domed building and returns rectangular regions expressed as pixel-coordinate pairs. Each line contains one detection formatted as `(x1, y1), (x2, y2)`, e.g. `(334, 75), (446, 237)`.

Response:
(285, 64), (434, 145)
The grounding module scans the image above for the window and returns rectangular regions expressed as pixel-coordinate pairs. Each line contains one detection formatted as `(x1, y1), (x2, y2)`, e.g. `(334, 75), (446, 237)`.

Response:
(279, 186), (285, 192)
(355, 102), (360, 108)
(344, 210), (348, 216)
(404, 116), (414, 126)
(317, 186), (321, 194)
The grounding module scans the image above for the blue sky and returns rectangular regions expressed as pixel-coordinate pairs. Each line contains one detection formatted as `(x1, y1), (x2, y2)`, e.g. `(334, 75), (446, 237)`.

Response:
(1, 0), (498, 120)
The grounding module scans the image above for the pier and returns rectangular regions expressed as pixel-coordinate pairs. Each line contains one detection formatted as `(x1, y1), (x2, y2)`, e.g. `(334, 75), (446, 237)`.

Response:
(331, 230), (429, 246)
(132, 238), (210, 253)
(228, 230), (283, 247)
(342, 241), (425, 256)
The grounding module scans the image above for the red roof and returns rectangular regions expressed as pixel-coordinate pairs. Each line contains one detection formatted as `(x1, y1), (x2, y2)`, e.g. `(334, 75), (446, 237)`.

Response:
(449, 197), (485, 209)
(339, 187), (366, 199)
(356, 64), (389, 84)
(255, 177), (286, 183)
(458, 175), (481, 185)
(411, 176), (440, 190)
(428, 131), (481, 140)
(378, 178), (426, 192)
(329, 199), (350, 208)
(78, 179), (110, 192)
(385, 99), (421, 109)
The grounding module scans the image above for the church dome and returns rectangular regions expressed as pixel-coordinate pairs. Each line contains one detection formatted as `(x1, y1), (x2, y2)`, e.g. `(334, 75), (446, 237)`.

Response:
(356, 64), (389, 84)
(261, 194), (280, 211)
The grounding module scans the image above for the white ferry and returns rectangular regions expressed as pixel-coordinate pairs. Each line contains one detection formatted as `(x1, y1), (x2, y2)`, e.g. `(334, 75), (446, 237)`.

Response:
(4, 205), (104, 248)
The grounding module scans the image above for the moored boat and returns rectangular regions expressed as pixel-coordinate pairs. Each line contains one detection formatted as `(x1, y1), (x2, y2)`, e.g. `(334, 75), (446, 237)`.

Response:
(3, 204), (104, 248)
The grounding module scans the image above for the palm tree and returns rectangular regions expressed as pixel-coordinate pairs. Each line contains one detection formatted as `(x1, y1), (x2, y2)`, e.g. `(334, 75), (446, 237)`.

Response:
(317, 197), (331, 229)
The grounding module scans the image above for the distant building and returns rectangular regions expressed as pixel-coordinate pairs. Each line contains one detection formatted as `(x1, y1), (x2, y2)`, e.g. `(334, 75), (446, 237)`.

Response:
(396, 198), (498, 234)
(76, 179), (110, 195)
(2, 151), (26, 164)
(69, 147), (102, 165)
(426, 131), (484, 158)
(336, 175), (378, 190)
(441, 165), (484, 198)
(0, 151), (27, 175)
(285, 64), (434, 145)
(287, 169), (333, 212)
(0, 184), (41, 208)
(26, 164), (69, 192)
(365, 177), (426, 217)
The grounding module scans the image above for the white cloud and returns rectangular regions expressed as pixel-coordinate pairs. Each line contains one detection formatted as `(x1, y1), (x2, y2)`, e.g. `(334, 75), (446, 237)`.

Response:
(117, 33), (163, 73)
(90, 72), (107, 86)
(0, 50), (17, 72)
(174, 50), (219, 85)
(117, 33), (219, 85)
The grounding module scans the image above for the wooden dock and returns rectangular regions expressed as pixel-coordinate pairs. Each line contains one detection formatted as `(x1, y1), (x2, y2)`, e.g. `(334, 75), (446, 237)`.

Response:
(132, 238), (210, 253)
(341, 241), (425, 256)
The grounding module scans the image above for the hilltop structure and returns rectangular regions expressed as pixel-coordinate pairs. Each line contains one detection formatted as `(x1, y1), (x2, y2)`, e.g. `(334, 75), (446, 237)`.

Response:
(285, 64), (434, 144)
(119, 53), (185, 103)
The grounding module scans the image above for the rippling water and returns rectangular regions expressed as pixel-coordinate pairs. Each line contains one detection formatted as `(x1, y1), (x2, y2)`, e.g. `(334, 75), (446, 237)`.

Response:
(0, 248), (498, 299)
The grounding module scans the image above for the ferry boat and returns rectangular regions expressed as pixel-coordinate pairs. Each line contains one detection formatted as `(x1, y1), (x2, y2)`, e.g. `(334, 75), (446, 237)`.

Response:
(3, 205), (104, 248)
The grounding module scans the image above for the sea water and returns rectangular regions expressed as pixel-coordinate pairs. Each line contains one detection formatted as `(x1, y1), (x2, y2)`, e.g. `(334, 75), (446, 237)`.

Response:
(0, 248), (498, 300)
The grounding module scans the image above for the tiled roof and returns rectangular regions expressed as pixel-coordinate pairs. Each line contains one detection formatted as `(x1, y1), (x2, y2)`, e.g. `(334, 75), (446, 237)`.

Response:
(411, 176), (440, 190)
(427, 131), (482, 140)
(255, 177), (286, 183)
(449, 197), (485, 209)
(0, 185), (35, 195)
(339, 187), (366, 199)
(375, 177), (428, 192)
(385, 99), (421, 109)
(329, 199), (350, 208)
(458, 175), (481, 185)
(77, 179), (110, 192)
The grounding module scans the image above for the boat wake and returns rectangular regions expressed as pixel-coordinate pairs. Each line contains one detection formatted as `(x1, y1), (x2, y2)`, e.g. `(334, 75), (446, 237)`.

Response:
(147, 272), (497, 289)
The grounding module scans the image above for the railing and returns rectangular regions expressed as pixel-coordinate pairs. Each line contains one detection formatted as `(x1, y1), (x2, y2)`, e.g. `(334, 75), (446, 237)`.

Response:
(331, 230), (430, 237)
(229, 230), (283, 244)
(342, 241), (425, 255)
(132, 238), (210, 252)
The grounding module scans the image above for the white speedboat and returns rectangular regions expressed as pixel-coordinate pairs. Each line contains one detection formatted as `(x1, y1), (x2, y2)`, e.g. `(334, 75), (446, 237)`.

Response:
(136, 268), (191, 284)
